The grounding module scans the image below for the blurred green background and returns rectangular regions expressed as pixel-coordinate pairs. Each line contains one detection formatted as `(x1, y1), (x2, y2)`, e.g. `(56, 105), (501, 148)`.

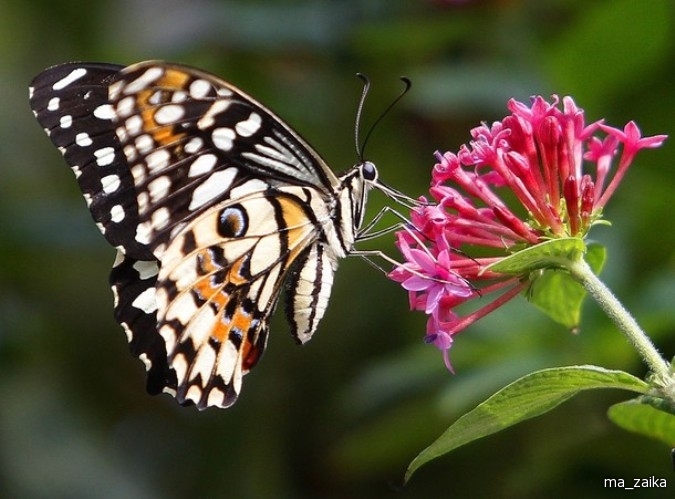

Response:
(2, 0), (675, 497)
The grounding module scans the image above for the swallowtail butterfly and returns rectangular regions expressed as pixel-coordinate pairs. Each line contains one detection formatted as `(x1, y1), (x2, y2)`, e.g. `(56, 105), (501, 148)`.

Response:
(29, 61), (410, 409)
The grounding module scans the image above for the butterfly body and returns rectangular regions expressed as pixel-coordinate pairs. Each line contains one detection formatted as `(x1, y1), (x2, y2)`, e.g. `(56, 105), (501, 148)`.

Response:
(30, 61), (379, 409)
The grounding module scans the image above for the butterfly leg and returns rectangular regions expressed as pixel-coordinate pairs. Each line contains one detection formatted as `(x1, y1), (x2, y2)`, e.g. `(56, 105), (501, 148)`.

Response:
(356, 205), (415, 242)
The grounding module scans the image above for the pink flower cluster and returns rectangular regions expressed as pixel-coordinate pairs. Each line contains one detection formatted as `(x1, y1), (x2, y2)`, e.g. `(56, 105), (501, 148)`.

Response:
(389, 95), (666, 370)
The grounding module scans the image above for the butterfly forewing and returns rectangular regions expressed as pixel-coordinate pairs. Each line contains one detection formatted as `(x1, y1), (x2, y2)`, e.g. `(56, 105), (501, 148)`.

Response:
(30, 60), (372, 409)
(29, 63), (153, 260)
(107, 61), (340, 254)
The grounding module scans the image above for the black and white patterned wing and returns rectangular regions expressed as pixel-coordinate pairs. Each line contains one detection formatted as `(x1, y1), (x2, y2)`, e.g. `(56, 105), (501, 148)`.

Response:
(106, 60), (340, 255)
(29, 61), (347, 409)
(29, 63), (152, 260)
(30, 63), (178, 399)
(103, 62), (348, 407)
(154, 187), (334, 408)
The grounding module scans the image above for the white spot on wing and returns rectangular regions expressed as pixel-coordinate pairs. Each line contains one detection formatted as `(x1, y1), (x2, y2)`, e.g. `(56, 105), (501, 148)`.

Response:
(95, 147), (115, 166)
(135, 134), (154, 154)
(189, 79), (212, 99)
(148, 175), (171, 201)
(151, 207), (171, 230)
(171, 91), (188, 103)
(47, 97), (60, 111)
(188, 168), (237, 210)
(53, 67), (87, 90)
(186, 385), (203, 404)
(212, 127), (236, 151)
(75, 132), (92, 147)
(235, 112), (262, 137)
(137, 191), (150, 215)
(131, 163), (146, 183)
(132, 287), (158, 314)
(184, 137), (203, 154)
(188, 154), (217, 177)
(171, 353), (188, 383)
(110, 204), (125, 223)
(60, 115), (72, 128)
(133, 260), (159, 279)
(112, 250), (126, 268)
(126, 115), (143, 135)
(93, 104), (115, 120)
(122, 67), (164, 95)
(101, 174), (121, 193)
(154, 104), (185, 125)
(138, 352), (153, 370)
(135, 222), (152, 245)
(207, 388), (226, 408)
(116, 96), (136, 118)
(124, 144), (138, 163)
(197, 100), (231, 129)
(121, 322), (134, 343)
(129, 261), (157, 280)
(146, 148), (171, 172)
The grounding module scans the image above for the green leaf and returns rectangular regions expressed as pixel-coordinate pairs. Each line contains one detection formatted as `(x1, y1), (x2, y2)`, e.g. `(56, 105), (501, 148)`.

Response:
(584, 241), (607, 275)
(486, 238), (586, 274)
(529, 269), (585, 329)
(640, 395), (675, 417)
(486, 239), (606, 329)
(608, 399), (675, 447)
(405, 365), (648, 482)
(528, 242), (607, 329)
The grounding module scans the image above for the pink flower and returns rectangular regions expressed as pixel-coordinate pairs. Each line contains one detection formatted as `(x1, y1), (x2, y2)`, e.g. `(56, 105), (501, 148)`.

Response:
(390, 95), (666, 370)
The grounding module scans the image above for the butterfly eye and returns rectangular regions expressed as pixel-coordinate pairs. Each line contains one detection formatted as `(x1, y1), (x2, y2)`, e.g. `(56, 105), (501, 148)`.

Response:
(361, 161), (378, 181)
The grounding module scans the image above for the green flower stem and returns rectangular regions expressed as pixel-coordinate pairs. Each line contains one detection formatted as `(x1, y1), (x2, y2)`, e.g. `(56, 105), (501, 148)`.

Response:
(566, 257), (670, 381)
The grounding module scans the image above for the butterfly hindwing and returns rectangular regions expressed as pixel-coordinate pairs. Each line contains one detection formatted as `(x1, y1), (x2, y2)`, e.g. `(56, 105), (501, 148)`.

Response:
(152, 187), (329, 408)
(109, 251), (180, 398)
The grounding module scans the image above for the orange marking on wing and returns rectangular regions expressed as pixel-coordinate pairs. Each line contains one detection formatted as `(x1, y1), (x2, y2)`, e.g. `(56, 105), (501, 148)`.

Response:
(226, 256), (248, 286)
(278, 196), (310, 230)
(135, 89), (186, 147)
(157, 69), (190, 89)
(287, 226), (313, 263)
(210, 306), (253, 344)
(210, 319), (231, 344)
(231, 307), (253, 334)
(193, 250), (228, 308)
(277, 196), (317, 265)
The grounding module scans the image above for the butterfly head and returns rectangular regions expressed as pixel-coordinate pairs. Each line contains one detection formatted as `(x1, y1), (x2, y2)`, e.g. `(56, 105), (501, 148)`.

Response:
(360, 160), (379, 184)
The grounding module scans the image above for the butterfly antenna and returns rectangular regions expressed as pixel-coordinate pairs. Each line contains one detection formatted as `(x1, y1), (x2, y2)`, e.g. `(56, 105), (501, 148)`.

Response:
(354, 73), (371, 161)
(355, 75), (411, 159)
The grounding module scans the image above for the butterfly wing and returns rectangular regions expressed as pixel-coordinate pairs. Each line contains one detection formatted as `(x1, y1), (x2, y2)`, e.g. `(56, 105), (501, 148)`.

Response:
(29, 63), (153, 259)
(106, 60), (341, 255)
(154, 187), (332, 408)
(109, 252), (179, 396)
(30, 61), (347, 408)
(30, 63), (177, 396)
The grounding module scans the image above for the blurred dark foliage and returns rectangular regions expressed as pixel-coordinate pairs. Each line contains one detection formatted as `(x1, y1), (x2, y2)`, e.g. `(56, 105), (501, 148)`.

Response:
(1, 0), (674, 497)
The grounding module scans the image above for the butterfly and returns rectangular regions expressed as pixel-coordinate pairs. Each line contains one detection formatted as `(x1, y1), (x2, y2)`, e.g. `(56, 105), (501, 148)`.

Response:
(29, 60), (411, 409)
